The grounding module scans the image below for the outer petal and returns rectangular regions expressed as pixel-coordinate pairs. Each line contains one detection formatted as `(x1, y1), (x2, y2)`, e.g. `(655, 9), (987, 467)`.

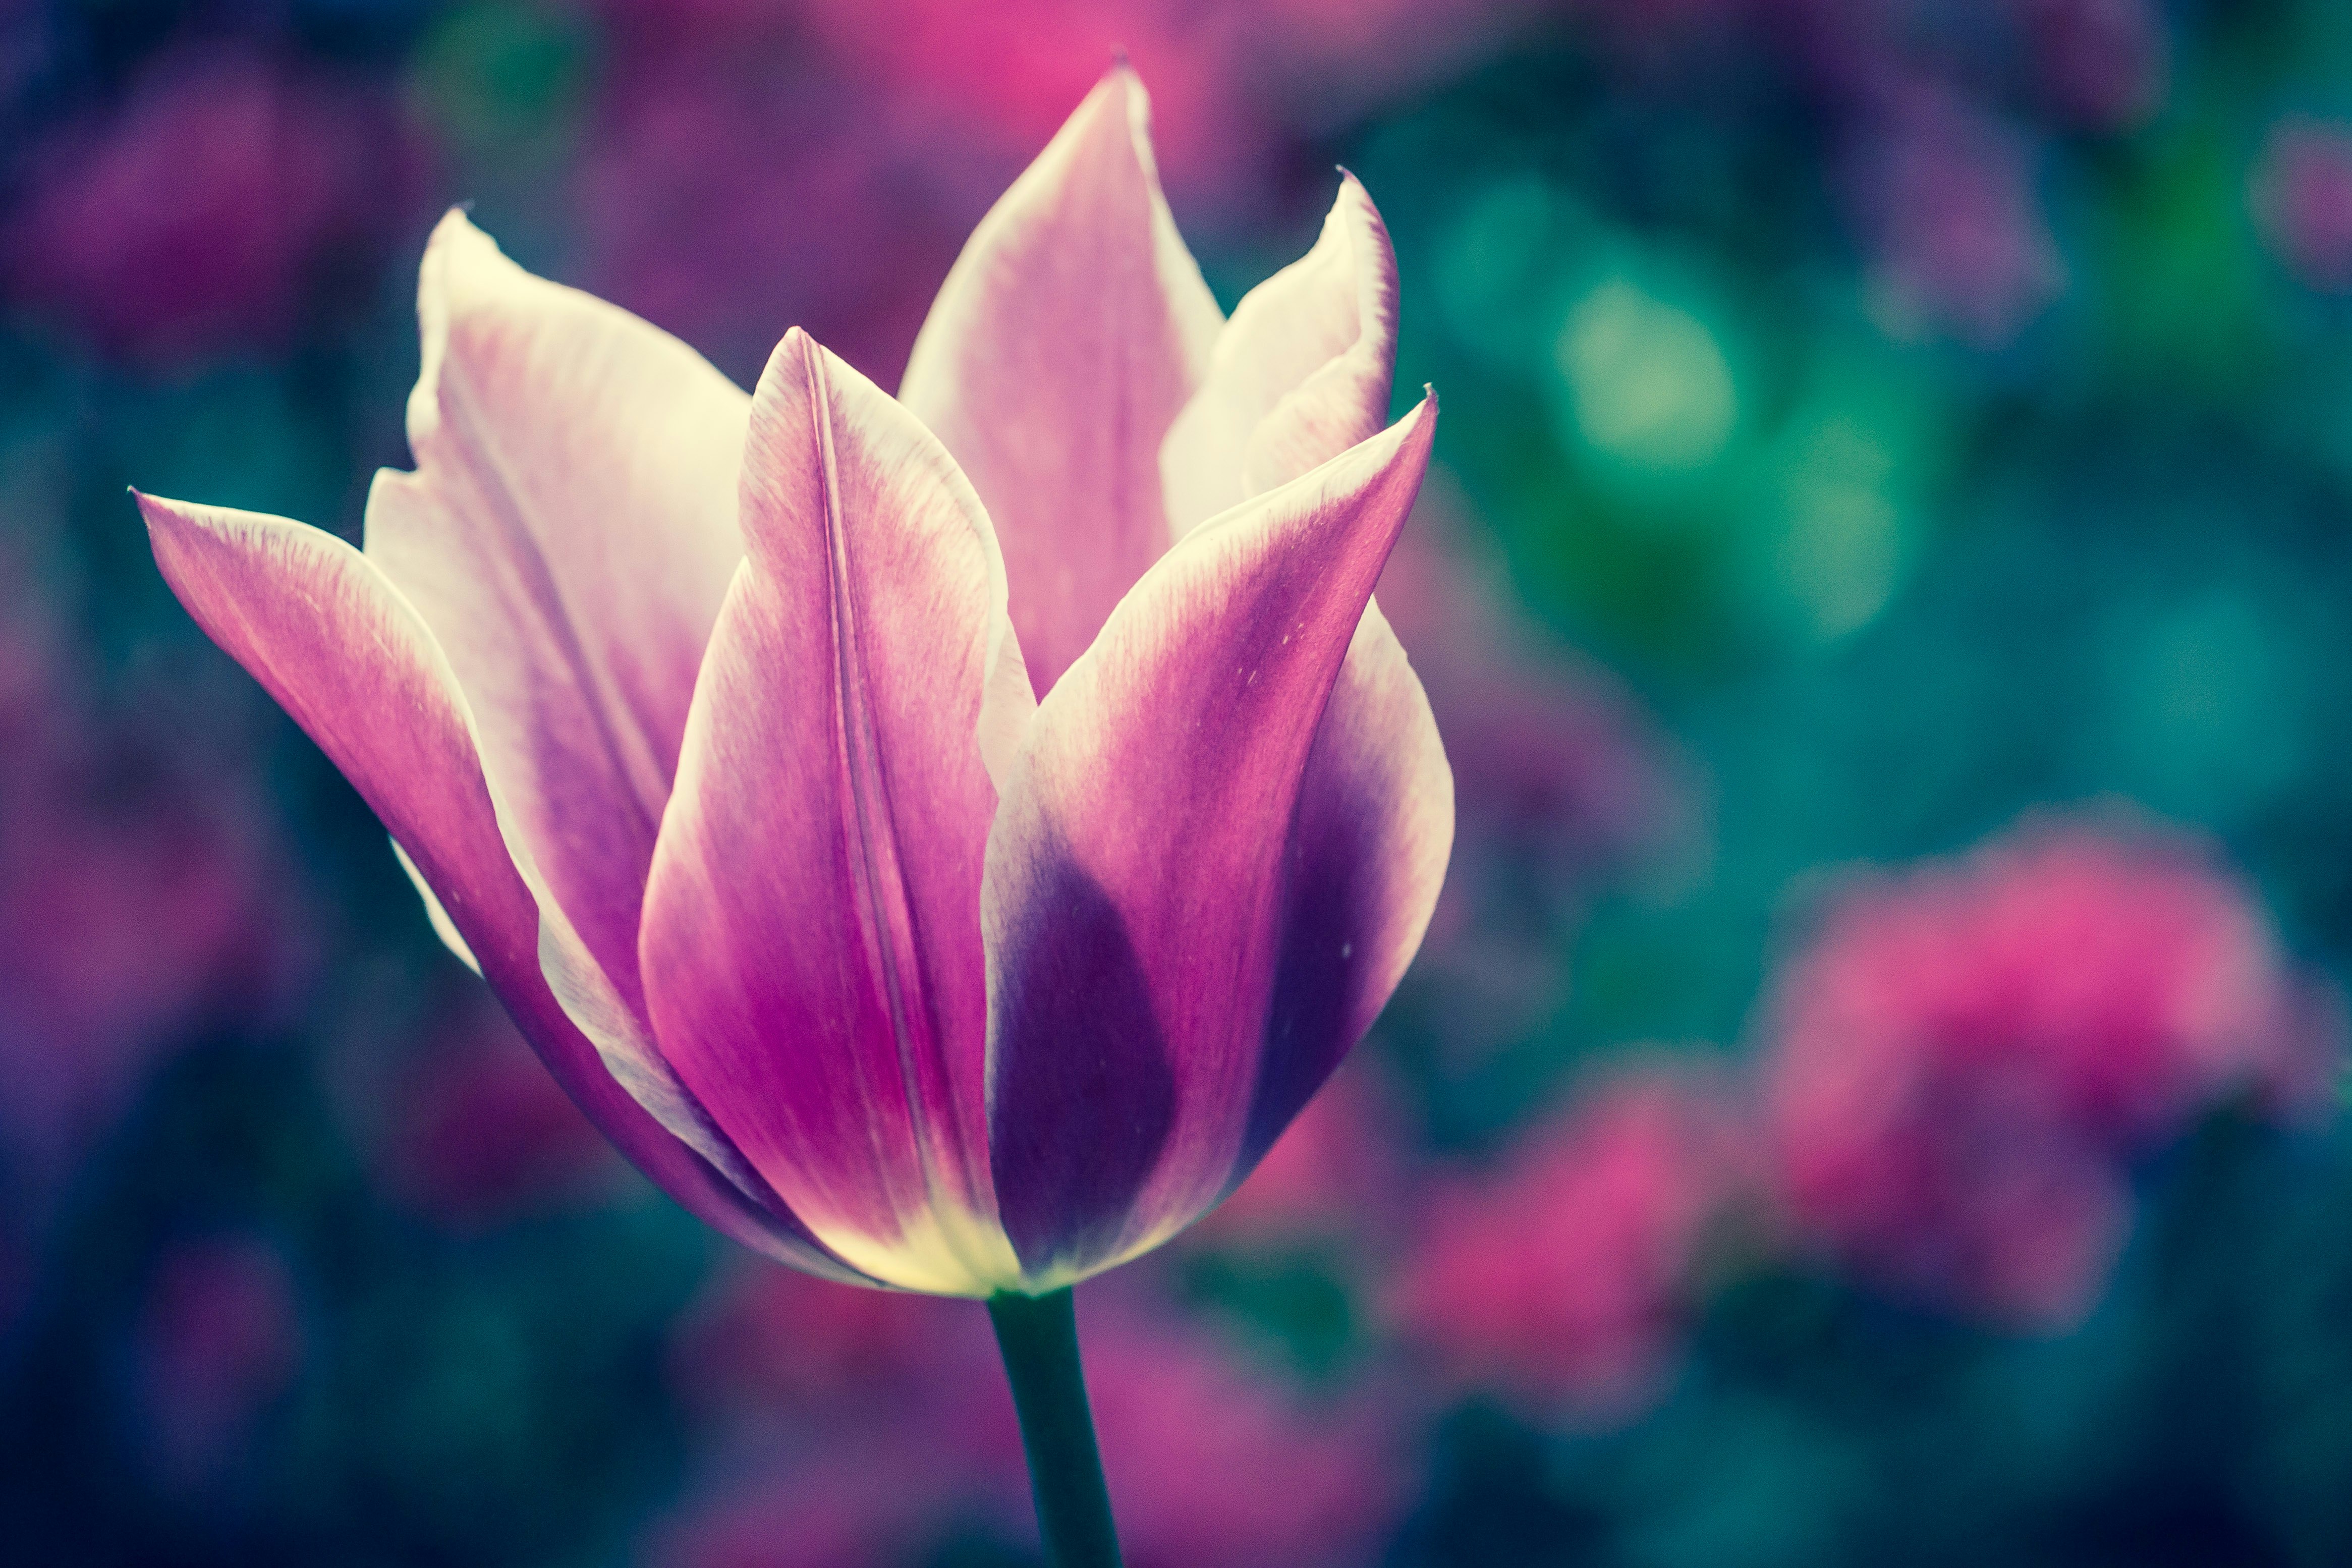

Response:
(137, 492), (861, 1282)
(982, 397), (1439, 1283)
(1160, 173), (1398, 538)
(364, 209), (748, 1135)
(1235, 600), (1450, 1174)
(1159, 173), (1450, 1200)
(899, 64), (1223, 699)
(640, 330), (1032, 1297)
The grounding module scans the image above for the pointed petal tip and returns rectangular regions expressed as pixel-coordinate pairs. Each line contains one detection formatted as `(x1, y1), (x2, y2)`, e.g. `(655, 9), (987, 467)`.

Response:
(409, 208), (514, 447)
(1074, 53), (1154, 161)
(133, 487), (212, 538)
(416, 207), (547, 334)
(134, 488), (231, 568)
(1340, 390), (1437, 498)
(776, 322), (824, 369)
(763, 323), (808, 376)
(1334, 176), (1397, 298)
(1393, 387), (1438, 443)
(132, 487), (174, 544)
(756, 325), (847, 407)
(1401, 391), (1439, 466)
(1333, 168), (1381, 220)
(423, 204), (494, 268)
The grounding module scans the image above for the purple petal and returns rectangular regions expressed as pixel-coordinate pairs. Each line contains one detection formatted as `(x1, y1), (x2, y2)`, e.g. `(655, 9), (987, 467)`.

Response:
(364, 209), (747, 1106)
(1159, 173), (1450, 1199)
(900, 64), (1223, 699)
(138, 491), (862, 1281)
(982, 397), (1438, 1280)
(639, 329), (1030, 1296)
(1161, 174), (1398, 538)
(1236, 600), (1451, 1175)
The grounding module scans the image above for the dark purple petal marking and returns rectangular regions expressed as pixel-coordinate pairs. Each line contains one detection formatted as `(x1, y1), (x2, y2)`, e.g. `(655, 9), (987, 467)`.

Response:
(1238, 605), (1451, 1180)
(985, 843), (1177, 1272)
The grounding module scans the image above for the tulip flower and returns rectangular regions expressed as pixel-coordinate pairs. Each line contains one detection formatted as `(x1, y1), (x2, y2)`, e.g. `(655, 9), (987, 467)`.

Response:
(135, 64), (1448, 1563)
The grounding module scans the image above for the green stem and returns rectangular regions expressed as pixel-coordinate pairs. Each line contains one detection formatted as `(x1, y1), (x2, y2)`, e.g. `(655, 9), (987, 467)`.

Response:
(987, 1287), (1124, 1568)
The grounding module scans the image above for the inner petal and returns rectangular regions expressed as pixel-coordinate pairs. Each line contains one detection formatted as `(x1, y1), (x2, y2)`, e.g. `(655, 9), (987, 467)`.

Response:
(900, 66), (1222, 698)
(365, 212), (749, 1025)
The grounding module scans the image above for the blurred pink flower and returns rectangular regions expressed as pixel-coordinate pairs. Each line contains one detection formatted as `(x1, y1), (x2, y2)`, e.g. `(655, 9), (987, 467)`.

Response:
(648, 1432), (980, 1568)
(655, 1261), (1006, 1564)
(663, 1283), (1405, 1568)
(1856, 94), (2067, 347)
(1763, 816), (2338, 1327)
(795, 0), (1246, 194)
(1390, 1063), (1755, 1423)
(374, 993), (624, 1226)
(1, 49), (423, 361)
(670, 1256), (984, 1421)
(600, 0), (1536, 227)
(129, 1235), (304, 1493)
(1072, 1299), (1408, 1568)
(1183, 1061), (1409, 1253)
(2253, 118), (2352, 293)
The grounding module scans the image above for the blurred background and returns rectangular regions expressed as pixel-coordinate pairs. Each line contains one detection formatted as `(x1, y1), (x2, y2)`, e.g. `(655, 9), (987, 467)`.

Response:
(6, 1), (2352, 1563)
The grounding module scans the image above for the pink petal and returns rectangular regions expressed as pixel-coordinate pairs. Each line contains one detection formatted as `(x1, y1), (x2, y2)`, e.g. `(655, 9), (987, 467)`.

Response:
(982, 397), (1439, 1281)
(138, 492), (860, 1281)
(363, 209), (747, 1107)
(639, 329), (1031, 1296)
(1161, 173), (1399, 537)
(899, 64), (1223, 699)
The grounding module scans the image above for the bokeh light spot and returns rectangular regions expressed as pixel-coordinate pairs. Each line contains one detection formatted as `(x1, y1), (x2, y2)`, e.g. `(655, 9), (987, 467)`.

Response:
(1435, 175), (1579, 368)
(1554, 277), (1739, 478)
(1770, 416), (1912, 642)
